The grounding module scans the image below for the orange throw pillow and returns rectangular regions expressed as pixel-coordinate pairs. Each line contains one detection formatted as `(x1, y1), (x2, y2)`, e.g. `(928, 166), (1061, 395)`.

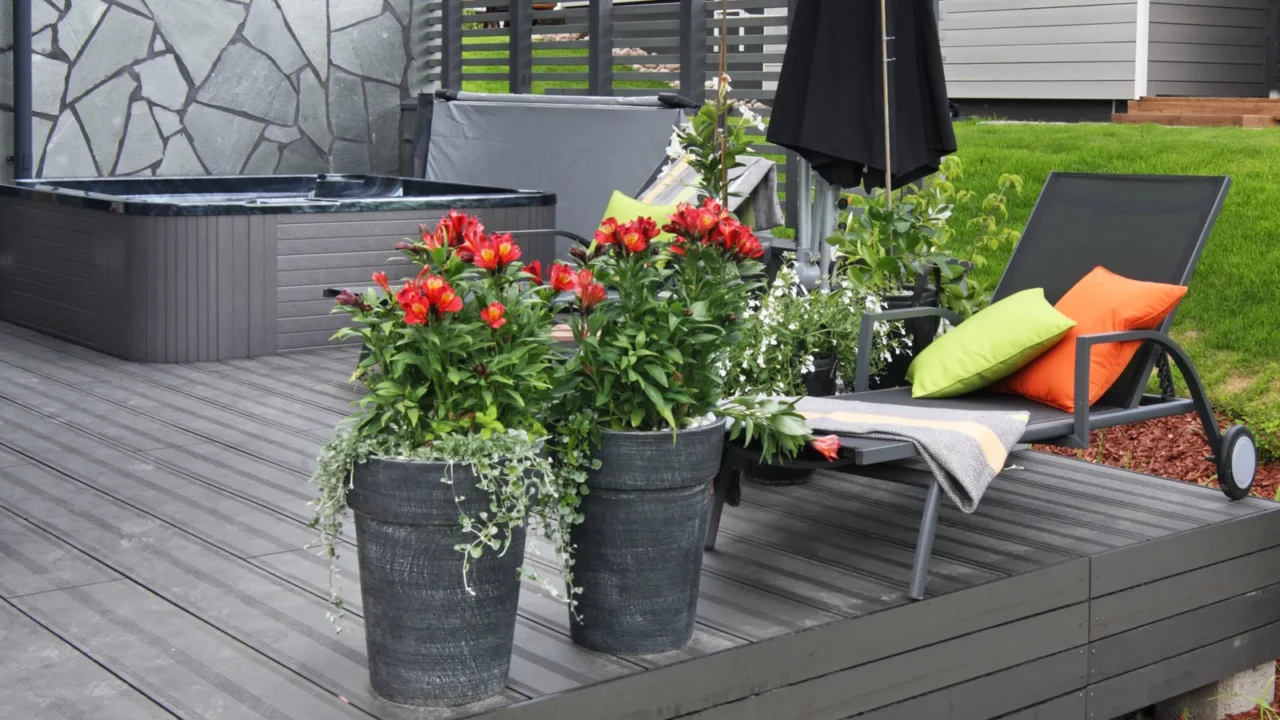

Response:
(996, 267), (1188, 412)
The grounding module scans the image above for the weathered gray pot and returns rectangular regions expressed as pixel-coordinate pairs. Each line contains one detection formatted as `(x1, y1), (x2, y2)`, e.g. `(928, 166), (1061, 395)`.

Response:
(348, 456), (525, 707)
(569, 419), (726, 654)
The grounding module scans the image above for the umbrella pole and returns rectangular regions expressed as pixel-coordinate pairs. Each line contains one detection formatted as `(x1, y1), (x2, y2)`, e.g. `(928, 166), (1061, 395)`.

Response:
(881, 0), (894, 207)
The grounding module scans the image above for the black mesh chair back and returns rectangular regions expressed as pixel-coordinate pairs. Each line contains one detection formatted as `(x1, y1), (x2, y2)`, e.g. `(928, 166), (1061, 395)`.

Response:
(990, 173), (1229, 408)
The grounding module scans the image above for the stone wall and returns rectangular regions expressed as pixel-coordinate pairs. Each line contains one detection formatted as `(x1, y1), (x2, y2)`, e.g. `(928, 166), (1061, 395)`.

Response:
(0, 0), (410, 182)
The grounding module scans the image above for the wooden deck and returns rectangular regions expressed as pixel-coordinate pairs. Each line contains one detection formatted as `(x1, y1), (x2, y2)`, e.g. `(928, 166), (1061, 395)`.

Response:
(2, 319), (1280, 720)
(1114, 96), (1280, 128)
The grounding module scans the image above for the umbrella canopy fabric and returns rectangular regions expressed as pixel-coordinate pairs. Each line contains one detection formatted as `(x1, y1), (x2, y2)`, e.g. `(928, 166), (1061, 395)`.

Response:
(767, 0), (957, 191)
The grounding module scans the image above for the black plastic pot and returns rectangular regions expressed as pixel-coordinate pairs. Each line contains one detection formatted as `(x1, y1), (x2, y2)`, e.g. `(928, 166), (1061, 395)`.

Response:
(348, 456), (525, 707)
(569, 419), (726, 654)
(872, 288), (940, 390)
(801, 352), (840, 397)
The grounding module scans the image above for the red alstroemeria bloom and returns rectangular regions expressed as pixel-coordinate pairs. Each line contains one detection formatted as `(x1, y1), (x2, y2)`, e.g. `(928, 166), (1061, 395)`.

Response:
(573, 268), (607, 310)
(396, 284), (431, 326)
(577, 281), (607, 310)
(522, 259), (544, 285)
(811, 435), (841, 461)
(435, 288), (463, 314)
(712, 220), (765, 260)
(438, 210), (481, 247)
(619, 220), (649, 254)
(456, 221), (487, 261)
(420, 274), (448, 304)
(373, 271), (390, 294)
(550, 262), (576, 292)
(595, 217), (620, 246)
(480, 302), (507, 330)
(491, 233), (522, 267)
(472, 238), (501, 271)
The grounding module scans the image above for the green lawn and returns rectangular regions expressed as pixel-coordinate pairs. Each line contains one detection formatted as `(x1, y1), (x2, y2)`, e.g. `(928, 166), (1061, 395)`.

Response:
(947, 121), (1280, 447)
(460, 35), (670, 94)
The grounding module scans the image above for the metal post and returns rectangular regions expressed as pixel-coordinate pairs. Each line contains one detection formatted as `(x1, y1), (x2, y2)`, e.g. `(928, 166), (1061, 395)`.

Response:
(781, 0), (800, 229)
(440, 0), (464, 91)
(679, 0), (707, 104)
(588, 0), (615, 96)
(12, 0), (34, 179)
(508, 1), (534, 94)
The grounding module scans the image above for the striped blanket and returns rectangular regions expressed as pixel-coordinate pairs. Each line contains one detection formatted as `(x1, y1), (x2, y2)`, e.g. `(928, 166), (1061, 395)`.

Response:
(794, 398), (1030, 513)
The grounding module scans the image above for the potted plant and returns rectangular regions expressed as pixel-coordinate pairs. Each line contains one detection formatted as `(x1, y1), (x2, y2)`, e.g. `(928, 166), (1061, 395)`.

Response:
(829, 157), (1024, 387)
(720, 261), (903, 485)
(545, 196), (772, 654)
(309, 212), (568, 706)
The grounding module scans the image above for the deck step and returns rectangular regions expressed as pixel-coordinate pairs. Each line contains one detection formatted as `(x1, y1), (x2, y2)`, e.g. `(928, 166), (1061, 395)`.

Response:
(1129, 96), (1280, 116)
(1111, 112), (1279, 128)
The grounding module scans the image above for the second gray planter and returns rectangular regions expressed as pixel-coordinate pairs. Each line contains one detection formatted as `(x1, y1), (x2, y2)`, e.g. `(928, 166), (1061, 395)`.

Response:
(569, 419), (726, 654)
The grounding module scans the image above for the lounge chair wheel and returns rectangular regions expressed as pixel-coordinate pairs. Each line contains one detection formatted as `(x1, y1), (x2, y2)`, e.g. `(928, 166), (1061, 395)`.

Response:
(1217, 425), (1257, 500)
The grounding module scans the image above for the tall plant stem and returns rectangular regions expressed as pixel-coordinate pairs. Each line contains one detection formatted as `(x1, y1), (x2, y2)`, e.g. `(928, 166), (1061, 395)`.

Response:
(718, 0), (729, 209)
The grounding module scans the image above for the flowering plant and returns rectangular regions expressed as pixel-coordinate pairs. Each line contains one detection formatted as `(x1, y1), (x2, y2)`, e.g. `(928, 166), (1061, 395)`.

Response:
(721, 262), (904, 398)
(553, 197), (765, 433)
(310, 211), (570, 625)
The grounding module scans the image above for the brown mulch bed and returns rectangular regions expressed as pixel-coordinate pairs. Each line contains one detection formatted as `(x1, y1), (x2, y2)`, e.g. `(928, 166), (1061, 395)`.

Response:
(1034, 412), (1280, 501)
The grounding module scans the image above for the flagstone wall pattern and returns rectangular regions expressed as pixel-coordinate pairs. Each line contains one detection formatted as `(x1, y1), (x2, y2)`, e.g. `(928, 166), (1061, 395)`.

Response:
(0, 0), (411, 181)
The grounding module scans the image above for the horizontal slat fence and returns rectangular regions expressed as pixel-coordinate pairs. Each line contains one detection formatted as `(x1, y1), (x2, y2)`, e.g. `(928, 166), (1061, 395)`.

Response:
(413, 0), (801, 225)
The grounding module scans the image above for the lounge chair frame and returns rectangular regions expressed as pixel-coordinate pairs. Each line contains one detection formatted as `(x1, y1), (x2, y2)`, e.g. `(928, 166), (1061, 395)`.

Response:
(707, 172), (1256, 601)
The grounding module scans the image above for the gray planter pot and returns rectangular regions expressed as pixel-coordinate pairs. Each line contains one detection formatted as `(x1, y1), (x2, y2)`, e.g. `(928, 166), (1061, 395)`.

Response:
(348, 456), (525, 707)
(569, 419), (726, 654)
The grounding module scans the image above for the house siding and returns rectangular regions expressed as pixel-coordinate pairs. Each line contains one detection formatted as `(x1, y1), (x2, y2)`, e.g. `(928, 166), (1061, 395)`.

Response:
(938, 0), (1138, 100)
(1146, 0), (1270, 97)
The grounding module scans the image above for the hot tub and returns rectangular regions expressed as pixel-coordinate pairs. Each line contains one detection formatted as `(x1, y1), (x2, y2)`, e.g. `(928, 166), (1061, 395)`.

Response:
(0, 175), (556, 362)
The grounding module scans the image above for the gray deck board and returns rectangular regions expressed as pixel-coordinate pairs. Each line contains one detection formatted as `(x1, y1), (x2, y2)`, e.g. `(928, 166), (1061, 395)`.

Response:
(0, 600), (175, 719)
(3, 321), (1280, 720)
(0, 506), (119, 599)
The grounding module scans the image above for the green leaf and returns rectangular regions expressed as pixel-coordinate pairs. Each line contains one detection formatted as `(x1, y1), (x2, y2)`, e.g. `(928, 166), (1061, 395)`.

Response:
(643, 365), (669, 388)
(769, 413), (810, 438)
(630, 407), (646, 427)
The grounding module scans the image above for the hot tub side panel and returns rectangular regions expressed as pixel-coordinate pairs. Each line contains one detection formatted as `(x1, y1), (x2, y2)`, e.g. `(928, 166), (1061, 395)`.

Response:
(0, 196), (132, 358)
(274, 204), (556, 352)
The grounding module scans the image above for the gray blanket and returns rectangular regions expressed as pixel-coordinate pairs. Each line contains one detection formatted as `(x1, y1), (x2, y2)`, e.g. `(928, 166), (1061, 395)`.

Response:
(794, 398), (1030, 513)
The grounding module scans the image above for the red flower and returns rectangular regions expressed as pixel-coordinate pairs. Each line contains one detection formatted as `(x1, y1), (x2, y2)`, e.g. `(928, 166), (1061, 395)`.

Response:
(618, 218), (659, 254)
(480, 302), (507, 330)
(420, 275), (447, 303)
(711, 219), (765, 260)
(372, 271), (390, 294)
(663, 199), (726, 242)
(811, 435), (841, 461)
(439, 210), (482, 247)
(550, 262), (576, 292)
(595, 217), (620, 246)
(472, 237), (500, 271)
(491, 233), (522, 267)
(396, 284), (431, 326)
(573, 268), (606, 310)
(435, 288), (463, 314)
(522, 260), (544, 285)
(456, 221), (487, 261)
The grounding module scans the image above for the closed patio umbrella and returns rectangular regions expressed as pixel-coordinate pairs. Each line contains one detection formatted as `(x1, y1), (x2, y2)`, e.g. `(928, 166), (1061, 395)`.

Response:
(767, 0), (956, 192)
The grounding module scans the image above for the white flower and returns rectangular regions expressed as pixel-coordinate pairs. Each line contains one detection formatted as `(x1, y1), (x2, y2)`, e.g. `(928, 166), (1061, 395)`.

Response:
(665, 129), (685, 160)
(739, 105), (767, 133)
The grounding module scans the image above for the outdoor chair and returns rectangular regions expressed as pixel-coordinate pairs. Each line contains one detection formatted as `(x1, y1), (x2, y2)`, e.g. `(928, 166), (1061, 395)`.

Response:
(411, 90), (784, 267)
(706, 172), (1260, 601)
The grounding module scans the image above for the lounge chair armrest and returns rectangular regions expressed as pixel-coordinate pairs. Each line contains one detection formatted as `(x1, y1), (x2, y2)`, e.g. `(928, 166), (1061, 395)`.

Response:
(854, 307), (966, 392)
(1073, 330), (1219, 447)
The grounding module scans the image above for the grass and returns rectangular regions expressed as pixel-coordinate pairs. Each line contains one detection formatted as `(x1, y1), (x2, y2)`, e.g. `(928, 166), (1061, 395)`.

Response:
(946, 121), (1280, 449)
(460, 35), (670, 95)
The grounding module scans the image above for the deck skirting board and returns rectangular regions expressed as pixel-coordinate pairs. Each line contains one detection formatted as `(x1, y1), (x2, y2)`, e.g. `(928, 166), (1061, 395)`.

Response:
(1086, 620), (1280, 720)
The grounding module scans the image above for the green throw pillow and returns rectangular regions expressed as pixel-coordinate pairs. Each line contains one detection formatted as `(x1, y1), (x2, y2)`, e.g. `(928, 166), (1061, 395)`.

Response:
(601, 191), (681, 241)
(906, 288), (1076, 399)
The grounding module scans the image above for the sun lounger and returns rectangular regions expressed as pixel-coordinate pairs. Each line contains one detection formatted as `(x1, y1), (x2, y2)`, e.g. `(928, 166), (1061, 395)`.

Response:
(707, 172), (1259, 600)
